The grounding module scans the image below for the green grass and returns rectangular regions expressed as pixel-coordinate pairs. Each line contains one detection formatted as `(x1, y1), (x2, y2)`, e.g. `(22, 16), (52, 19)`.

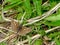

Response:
(0, 0), (60, 45)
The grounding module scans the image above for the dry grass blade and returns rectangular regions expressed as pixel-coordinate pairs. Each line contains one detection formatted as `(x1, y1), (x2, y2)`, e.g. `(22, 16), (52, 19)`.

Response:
(0, 33), (16, 43)
(18, 26), (60, 44)
(24, 3), (60, 26)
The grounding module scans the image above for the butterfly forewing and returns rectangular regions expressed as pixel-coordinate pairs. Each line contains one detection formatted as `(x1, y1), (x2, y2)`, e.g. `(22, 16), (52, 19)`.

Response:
(11, 19), (19, 32)
(18, 26), (31, 36)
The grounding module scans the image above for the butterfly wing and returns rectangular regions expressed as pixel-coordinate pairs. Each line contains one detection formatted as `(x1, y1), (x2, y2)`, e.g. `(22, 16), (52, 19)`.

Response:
(18, 26), (32, 36)
(11, 19), (19, 32)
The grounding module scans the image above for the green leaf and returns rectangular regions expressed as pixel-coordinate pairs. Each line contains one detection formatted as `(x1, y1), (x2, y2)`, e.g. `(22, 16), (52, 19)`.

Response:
(4, 0), (22, 11)
(33, 0), (42, 15)
(24, 0), (32, 19)
(49, 0), (57, 8)
(0, 15), (5, 22)
(39, 30), (46, 36)
(44, 14), (60, 26)
(33, 39), (43, 45)
(55, 38), (60, 45)
(46, 14), (60, 21)
(48, 32), (60, 39)
(16, 13), (23, 20)
(27, 36), (31, 45)
(0, 42), (7, 45)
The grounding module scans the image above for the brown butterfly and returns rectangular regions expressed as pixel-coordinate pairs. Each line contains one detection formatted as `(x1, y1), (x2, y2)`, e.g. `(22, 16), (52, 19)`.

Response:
(11, 19), (31, 36)
(7, 19), (32, 43)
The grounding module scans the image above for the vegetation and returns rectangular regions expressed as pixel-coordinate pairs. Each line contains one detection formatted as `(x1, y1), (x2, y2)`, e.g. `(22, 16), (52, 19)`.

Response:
(0, 0), (60, 45)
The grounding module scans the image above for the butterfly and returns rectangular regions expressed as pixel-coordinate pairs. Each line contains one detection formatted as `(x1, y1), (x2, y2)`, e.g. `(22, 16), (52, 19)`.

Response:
(7, 19), (32, 43)
(11, 19), (32, 36)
